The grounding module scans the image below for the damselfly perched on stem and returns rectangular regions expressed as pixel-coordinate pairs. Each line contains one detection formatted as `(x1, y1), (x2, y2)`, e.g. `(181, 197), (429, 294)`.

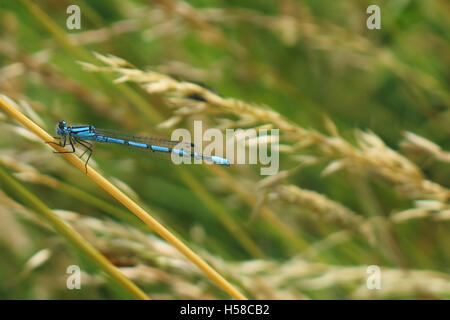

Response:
(49, 120), (230, 172)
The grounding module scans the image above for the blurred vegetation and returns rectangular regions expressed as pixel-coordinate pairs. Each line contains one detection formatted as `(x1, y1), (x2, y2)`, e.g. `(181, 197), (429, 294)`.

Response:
(0, 0), (449, 299)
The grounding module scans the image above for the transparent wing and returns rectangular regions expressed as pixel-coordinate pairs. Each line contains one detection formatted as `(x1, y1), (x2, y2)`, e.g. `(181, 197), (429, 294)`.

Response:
(95, 128), (194, 151)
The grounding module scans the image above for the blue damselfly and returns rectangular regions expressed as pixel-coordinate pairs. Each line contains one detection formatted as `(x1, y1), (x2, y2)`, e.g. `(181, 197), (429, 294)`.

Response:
(50, 120), (230, 172)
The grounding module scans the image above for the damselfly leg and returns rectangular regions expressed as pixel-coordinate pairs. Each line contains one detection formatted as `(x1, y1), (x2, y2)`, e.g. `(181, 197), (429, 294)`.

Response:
(73, 137), (93, 172)
(47, 135), (93, 173)
(46, 135), (75, 154)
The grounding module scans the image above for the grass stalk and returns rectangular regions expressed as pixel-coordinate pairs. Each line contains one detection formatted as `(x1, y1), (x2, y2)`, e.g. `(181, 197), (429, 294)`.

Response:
(176, 167), (265, 258)
(0, 165), (150, 300)
(19, 0), (163, 124)
(17, 0), (264, 256)
(207, 165), (310, 253)
(0, 95), (247, 300)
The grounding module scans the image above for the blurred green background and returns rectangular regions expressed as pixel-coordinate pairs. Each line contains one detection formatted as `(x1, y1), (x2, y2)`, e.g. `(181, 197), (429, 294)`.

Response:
(0, 0), (449, 299)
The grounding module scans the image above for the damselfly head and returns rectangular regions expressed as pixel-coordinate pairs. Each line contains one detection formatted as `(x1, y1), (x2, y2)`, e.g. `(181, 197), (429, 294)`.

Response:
(56, 120), (68, 135)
